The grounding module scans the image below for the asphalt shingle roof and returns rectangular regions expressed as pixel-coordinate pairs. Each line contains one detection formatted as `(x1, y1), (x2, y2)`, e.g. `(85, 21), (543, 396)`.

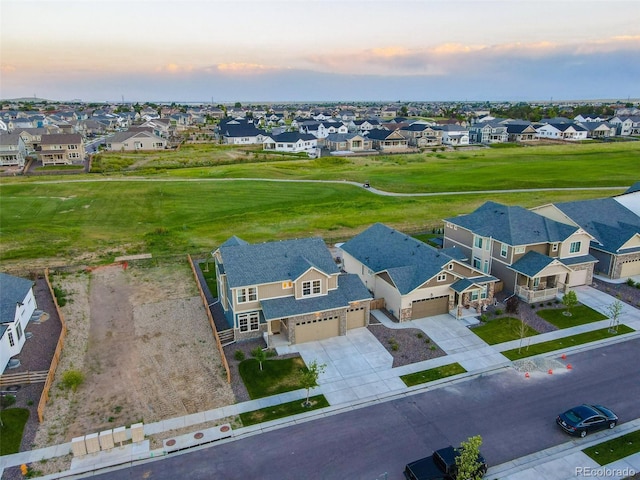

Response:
(340, 223), (456, 294)
(446, 201), (579, 246)
(219, 237), (339, 288)
(509, 251), (558, 277)
(0, 273), (34, 323)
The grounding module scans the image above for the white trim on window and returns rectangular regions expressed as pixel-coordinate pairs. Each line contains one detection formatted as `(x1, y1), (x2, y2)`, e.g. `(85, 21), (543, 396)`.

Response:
(437, 273), (447, 282)
(238, 312), (260, 332)
(500, 243), (508, 258)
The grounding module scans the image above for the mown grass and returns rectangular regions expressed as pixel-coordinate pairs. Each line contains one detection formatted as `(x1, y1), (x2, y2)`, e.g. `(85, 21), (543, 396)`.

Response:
(239, 395), (329, 426)
(583, 429), (640, 465)
(471, 317), (539, 345)
(401, 363), (467, 387)
(239, 357), (308, 399)
(537, 305), (608, 329)
(501, 325), (634, 360)
(0, 408), (30, 455)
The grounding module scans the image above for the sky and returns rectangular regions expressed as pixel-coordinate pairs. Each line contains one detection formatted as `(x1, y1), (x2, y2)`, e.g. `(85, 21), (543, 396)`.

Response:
(1, 0), (640, 103)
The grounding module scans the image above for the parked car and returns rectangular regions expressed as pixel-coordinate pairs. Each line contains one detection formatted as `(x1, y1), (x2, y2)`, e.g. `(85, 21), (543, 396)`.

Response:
(556, 404), (618, 438)
(404, 445), (487, 480)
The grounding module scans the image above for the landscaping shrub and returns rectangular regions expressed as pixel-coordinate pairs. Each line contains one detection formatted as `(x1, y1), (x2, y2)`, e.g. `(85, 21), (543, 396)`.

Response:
(234, 350), (245, 361)
(61, 370), (85, 392)
(1, 394), (16, 408)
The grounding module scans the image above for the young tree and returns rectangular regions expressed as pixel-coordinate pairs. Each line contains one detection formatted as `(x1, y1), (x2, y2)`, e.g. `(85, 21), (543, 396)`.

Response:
(299, 360), (326, 407)
(607, 300), (624, 333)
(562, 290), (578, 316)
(251, 347), (268, 371)
(515, 319), (531, 354)
(455, 435), (485, 480)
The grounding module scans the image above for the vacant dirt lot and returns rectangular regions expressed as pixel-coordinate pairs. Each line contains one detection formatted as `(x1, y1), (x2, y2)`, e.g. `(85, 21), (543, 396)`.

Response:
(33, 262), (234, 449)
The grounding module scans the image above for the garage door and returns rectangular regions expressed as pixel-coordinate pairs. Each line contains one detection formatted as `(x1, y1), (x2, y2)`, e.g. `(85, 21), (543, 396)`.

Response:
(411, 296), (449, 319)
(294, 315), (340, 344)
(620, 259), (640, 278)
(567, 268), (588, 287)
(347, 306), (366, 330)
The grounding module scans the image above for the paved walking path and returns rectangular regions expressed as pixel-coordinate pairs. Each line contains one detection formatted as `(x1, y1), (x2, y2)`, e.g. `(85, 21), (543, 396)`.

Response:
(2, 287), (639, 479)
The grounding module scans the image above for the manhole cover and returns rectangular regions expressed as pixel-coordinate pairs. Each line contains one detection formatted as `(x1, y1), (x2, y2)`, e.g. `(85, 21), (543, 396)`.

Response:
(165, 439), (176, 446)
(220, 425), (230, 432)
(194, 432), (204, 440)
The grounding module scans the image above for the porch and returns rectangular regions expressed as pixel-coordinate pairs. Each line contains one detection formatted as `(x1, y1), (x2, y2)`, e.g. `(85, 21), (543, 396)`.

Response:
(515, 284), (562, 303)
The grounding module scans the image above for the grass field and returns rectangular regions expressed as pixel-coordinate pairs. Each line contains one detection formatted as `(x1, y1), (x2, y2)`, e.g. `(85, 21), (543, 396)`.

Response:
(1, 141), (637, 265)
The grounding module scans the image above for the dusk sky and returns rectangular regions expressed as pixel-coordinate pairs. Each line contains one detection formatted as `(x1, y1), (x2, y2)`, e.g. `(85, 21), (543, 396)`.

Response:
(2, 0), (640, 103)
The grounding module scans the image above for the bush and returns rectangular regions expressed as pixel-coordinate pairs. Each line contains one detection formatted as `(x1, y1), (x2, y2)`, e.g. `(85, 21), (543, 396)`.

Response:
(61, 370), (85, 392)
(480, 314), (488, 322)
(495, 308), (504, 316)
(234, 350), (245, 361)
(53, 286), (67, 307)
(416, 332), (424, 339)
(626, 278), (636, 287)
(1, 394), (16, 408)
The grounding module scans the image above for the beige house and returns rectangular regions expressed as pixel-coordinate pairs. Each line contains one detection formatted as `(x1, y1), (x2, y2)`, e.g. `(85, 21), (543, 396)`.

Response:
(39, 133), (85, 165)
(105, 131), (167, 151)
(214, 236), (372, 346)
(0, 134), (28, 167)
(399, 124), (442, 147)
(366, 129), (411, 152)
(444, 201), (597, 303)
(324, 133), (373, 153)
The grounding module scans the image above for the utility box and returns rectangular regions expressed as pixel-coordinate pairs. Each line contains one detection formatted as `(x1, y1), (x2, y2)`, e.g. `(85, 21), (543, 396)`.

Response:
(71, 437), (87, 457)
(99, 429), (114, 450)
(131, 423), (144, 443)
(113, 426), (127, 445)
(84, 433), (100, 454)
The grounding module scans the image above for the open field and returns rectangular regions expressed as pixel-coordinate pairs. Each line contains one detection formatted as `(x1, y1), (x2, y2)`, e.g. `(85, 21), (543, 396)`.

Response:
(0, 141), (637, 265)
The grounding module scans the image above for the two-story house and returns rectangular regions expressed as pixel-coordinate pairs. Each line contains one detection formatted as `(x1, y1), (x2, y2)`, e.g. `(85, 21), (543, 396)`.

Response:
(1, 273), (37, 373)
(39, 133), (85, 165)
(398, 124), (442, 147)
(444, 201), (597, 303)
(214, 236), (372, 346)
(468, 121), (508, 144)
(340, 223), (498, 322)
(324, 133), (372, 153)
(365, 129), (410, 152)
(0, 133), (28, 167)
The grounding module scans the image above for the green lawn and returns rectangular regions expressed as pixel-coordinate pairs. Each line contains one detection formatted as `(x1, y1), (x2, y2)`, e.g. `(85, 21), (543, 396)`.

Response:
(239, 395), (330, 426)
(471, 317), (539, 345)
(537, 305), (608, 329)
(239, 357), (308, 399)
(199, 261), (217, 296)
(401, 363), (467, 387)
(0, 408), (30, 455)
(583, 429), (640, 465)
(501, 325), (634, 360)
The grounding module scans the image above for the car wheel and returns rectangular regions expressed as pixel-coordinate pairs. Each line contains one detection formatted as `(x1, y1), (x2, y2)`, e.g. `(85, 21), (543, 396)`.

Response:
(609, 422), (616, 429)
(580, 430), (587, 438)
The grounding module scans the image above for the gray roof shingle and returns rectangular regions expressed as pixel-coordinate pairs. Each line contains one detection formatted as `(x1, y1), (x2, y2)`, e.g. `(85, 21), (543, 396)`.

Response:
(0, 273), (34, 323)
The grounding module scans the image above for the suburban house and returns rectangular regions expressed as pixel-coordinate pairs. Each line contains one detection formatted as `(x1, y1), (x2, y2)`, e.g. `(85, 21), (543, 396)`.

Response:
(0, 133), (28, 167)
(340, 224), (498, 321)
(505, 122), (538, 142)
(220, 124), (267, 145)
(609, 116), (640, 136)
(398, 124), (443, 147)
(262, 132), (318, 154)
(105, 130), (167, 151)
(348, 119), (382, 134)
(1, 273), (37, 373)
(443, 201), (597, 303)
(214, 236), (372, 346)
(614, 182), (640, 217)
(324, 133), (373, 154)
(535, 122), (588, 141)
(365, 129), (410, 152)
(531, 193), (640, 279)
(436, 124), (470, 146)
(38, 133), (85, 165)
(577, 121), (616, 139)
(468, 121), (508, 144)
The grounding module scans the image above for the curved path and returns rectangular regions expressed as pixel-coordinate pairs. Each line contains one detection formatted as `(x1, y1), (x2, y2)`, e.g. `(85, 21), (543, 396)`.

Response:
(1, 175), (627, 197)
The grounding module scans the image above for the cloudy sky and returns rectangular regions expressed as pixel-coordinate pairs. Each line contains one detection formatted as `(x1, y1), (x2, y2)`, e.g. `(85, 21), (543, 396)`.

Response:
(2, 0), (640, 103)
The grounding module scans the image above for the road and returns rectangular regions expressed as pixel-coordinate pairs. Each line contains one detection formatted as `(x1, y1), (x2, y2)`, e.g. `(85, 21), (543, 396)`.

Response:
(89, 337), (640, 480)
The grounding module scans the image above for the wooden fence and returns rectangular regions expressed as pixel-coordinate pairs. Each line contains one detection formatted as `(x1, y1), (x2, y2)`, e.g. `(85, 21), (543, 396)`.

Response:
(37, 268), (68, 423)
(0, 370), (48, 387)
(187, 254), (231, 384)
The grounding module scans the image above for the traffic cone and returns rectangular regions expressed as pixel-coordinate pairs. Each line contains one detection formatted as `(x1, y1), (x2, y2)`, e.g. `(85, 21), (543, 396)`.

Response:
(548, 369), (553, 375)
(567, 364), (572, 370)
(525, 372), (530, 378)
(561, 354), (567, 360)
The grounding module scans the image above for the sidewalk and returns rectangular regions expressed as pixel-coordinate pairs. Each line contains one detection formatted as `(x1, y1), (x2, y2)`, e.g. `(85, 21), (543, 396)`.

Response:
(2, 287), (639, 479)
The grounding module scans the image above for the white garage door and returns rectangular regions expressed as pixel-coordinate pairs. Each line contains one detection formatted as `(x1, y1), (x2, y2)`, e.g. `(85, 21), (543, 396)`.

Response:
(567, 268), (588, 287)
(295, 315), (340, 344)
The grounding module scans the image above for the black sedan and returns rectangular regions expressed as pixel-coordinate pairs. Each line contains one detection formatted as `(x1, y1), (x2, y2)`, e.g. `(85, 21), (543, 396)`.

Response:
(556, 404), (618, 438)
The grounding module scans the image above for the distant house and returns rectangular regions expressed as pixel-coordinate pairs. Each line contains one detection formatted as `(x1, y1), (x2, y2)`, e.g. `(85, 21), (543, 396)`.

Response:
(536, 122), (588, 141)
(505, 122), (538, 142)
(105, 130), (167, 151)
(1, 273), (37, 373)
(213, 236), (372, 345)
(324, 133), (372, 153)
(577, 121), (616, 139)
(340, 223), (497, 321)
(262, 132), (318, 154)
(468, 121), (508, 144)
(349, 119), (382, 134)
(366, 129), (410, 152)
(608, 116), (640, 136)
(39, 133), (85, 165)
(220, 124), (267, 145)
(398, 123), (442, 147)
(0, 134), (28, 167)
(436, 124), (470, 146)
(444, 201), (597, 303)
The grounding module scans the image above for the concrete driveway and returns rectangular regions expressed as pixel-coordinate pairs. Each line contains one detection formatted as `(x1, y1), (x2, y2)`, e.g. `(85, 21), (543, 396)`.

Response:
(574, 285), (640, 330)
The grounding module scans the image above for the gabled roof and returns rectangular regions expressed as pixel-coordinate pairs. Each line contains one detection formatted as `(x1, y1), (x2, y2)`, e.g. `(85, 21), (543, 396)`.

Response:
(218, 237), (339, 288)
(267, 132), (316, 143)
(325, 133), (366, 142)
(341, 223), (458, 294)
(509, 251), (568, 277)
(221, 124), (265, 137)
(40, 133), (82, 145)
(445, 201), (579, 246)
(365, 129), (403, 140)
(553, 198), (640, 253)
(622, 182), (640, 195)
(260, 274), (371, 321)
(0, 273), (34, 323)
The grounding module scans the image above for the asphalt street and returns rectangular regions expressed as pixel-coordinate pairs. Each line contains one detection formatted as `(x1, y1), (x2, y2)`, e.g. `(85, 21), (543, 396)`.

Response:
(89, 337), (640, 480)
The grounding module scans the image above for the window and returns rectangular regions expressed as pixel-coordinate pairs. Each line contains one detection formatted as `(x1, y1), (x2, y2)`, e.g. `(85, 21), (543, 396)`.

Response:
(483, 259), (489, 274)
(302, 280), (321, 296)
(480, 286), (487, 299)
(8, 331), (14, 347)
(473, 257), (481, 269)
(570, 241), (581, 254)
(448, 263), (454, 270)
(533, 277), (540, 288)
(500, 243), (508, 258)
(437, 273), (447, 282)
(473, 235), (483, 249)
(16, 322), (22, 341)
(237, 287), (257, 303)
(238, 312), (260, 332)
(515, 246), (525, 254)
(552, 243), (559, 252)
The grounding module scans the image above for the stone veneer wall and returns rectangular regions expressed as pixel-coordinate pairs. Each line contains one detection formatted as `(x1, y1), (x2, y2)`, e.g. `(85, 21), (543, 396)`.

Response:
(288, 307), (347, 344)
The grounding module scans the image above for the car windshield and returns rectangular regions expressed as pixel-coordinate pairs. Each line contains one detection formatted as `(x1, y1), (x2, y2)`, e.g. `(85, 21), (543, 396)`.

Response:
(565, 410), (583, 423)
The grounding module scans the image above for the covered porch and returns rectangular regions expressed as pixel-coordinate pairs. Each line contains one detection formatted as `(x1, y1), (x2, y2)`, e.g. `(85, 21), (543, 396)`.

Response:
(510, 251), (571, 303)
(449, 276), (498, 320)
